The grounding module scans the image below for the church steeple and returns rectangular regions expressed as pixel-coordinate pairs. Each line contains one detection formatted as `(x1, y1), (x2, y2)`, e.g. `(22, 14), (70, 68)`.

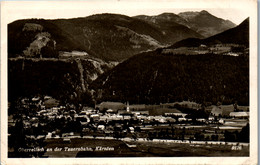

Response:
(126, 101), (130, 112)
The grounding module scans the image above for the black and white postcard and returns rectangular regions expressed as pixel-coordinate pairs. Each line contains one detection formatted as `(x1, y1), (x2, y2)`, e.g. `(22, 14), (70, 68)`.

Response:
(1, 0), (258, 164)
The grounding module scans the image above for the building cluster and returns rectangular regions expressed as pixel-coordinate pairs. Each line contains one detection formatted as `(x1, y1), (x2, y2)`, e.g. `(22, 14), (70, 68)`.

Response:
(8, 97), (249, 145)
(162, 44), (248, 56)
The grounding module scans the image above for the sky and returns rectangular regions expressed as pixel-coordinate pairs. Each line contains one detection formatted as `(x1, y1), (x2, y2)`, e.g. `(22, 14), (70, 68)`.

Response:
(1, 0), (251, 25)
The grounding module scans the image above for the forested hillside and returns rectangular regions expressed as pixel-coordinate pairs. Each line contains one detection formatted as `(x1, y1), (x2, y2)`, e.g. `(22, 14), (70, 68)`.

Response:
(92, 51), (249, 105)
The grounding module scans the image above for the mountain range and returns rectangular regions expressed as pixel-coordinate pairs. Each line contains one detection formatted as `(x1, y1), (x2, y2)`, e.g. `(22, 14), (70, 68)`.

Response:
(8, 10), (236, 61)
(8, 11), (249, 106)
(91, 17), (249, 105)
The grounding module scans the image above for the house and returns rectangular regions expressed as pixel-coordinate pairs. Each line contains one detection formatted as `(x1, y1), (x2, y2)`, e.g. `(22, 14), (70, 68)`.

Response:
(32, 97), (40, 102)
(219, 119), (225, 124)
(211, 105), (234, 117)
(129, 127), (134, 133)
(211, 106), (222, 117)
(44, 98), (59, 108)
(90, 114), (100, 122)
(197, 118), (206, 123)
(82, 128), (90, 133)
(79, 111), (88, 116)
(178, 118), (187, 122)
(106, 109), (115, 113)
(165, 117), (176, 123)
(121, 112), (133, 120)
(208, 116), (215, 121)
(132, 111), (149, 116)
(110, 115), (123, 121)
(99, 115), (108, 122)
(224, 52), (239, 57)
(199, 44), (207, 49)
(80, 120), (89, 127)
(97, 125), (105, 131)
(167, 113), (188, 118)
(177, 101), (201, 110)
(129, 104), (146, 110)
(46, 132), (52, 139)
(237, 105), (249, 111)
(98, 102), (126, 111)
(230, 112), (249, 119)
(152, 116), (167, 123)
(118, 110), (134, 118)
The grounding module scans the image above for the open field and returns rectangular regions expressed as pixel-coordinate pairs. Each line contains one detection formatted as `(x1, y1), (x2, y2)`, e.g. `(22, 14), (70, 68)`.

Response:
(9, 138), (249, 157)
(148, 108), (181, 116)
(127, 140), (249, 157)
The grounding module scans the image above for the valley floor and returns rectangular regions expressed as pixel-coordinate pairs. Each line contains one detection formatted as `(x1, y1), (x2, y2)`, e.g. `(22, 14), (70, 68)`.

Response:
(8, 137), (249, 157)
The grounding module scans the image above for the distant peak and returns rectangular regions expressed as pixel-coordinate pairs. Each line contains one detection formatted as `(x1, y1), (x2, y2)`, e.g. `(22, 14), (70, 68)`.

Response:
(159, 12), (177, 16)
(200, 10), (209, 14)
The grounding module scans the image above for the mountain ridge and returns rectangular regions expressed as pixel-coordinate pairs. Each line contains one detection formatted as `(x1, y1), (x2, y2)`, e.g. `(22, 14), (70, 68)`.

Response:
(9, 11), (235, 61)
(135, 10), (236, 38)
(177, 10), (236, 37)
(171, 17), (249, 48)
(9, 14), (164, 61)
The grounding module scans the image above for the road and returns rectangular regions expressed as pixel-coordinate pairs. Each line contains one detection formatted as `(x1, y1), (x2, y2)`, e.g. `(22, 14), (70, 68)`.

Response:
(47, 135), (249, 147)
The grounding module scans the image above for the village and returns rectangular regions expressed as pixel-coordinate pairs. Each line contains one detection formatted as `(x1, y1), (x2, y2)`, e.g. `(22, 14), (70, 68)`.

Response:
(8, 95), (249, 154)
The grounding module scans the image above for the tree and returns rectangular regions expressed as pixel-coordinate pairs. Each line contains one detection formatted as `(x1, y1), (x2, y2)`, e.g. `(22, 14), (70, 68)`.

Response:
(238, 123), (249, 142)
(40, 40), (58, 58)
(181, 127), (186, 141)
(10, 119), (29, 157)
(224, 131), (236, 142)
(132, 133), (137, 141)
(114, 131), (120, 140)
(147, 132), (154, 141)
